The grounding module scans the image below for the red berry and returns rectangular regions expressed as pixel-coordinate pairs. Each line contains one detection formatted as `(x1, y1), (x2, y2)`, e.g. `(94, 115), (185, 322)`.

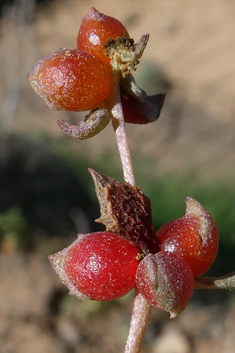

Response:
(49, 232), (141, 301)
(156, 197), (219, 276)
(136, 252), (194, 318)
(27, 48), (110, 111)
(77, 7), (129, 68)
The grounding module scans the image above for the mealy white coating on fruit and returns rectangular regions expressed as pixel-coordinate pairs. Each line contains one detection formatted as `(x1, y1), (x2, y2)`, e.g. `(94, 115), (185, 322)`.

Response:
(48, 233), (90, 300)
(136, 252), (194, 318)
(185, 196), (215, 243)
(87, 7), (106, 21)
(89, 34), (100, 45)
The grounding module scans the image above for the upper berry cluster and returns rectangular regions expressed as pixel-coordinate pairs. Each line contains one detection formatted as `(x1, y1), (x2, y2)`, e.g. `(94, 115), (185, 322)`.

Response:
(27, 8), (165, 139)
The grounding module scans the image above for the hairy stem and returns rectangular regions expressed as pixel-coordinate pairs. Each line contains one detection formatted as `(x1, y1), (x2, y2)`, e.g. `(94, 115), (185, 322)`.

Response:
(110, 74), (135, 186)
(124, 290), (152, 353)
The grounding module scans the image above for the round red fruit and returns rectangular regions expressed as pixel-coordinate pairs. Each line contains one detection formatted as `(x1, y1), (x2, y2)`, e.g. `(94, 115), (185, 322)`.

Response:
(49, 232), (141, 301)
(136, 251), (194, 318)
(27, 48), (110, 111)
(77, 7), (129, 68)
(156, 197), (219, 276)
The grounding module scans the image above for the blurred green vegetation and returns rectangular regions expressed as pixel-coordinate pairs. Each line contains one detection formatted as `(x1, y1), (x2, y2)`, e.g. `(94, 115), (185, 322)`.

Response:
(0, 132), (234, 310)
(88, 150), (235, 278)
(0, 207), (29, 250)
(141, 170), (235, 277)
(0, 134), (100, 251)
(0, 134), (234, 278)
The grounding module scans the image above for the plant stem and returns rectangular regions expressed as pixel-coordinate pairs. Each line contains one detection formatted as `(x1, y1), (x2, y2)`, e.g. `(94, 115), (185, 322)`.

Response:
(110, 74), (135, 186)
(124, 290), (152, 353)
(194, 272), (235, 289)
(109, 73), (152, 352)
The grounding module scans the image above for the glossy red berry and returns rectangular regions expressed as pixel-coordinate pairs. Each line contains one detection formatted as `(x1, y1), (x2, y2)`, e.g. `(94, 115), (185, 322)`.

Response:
(156, 197), (219, 276)
(27, 48), (111, 111)
(77, 7), (129, 68)
(49, 232), (141, 301)
(136, 251), (194, 318)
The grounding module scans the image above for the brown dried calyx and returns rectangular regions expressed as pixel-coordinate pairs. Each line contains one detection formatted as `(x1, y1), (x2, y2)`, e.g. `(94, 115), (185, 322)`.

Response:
(89, 169), (160, 254)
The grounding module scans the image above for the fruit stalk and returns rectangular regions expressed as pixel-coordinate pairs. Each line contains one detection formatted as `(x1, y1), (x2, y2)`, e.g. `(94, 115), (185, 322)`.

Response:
(110, 72), (135, 186)
(124, 290), (152, 353)
(109, 73), (152, 352)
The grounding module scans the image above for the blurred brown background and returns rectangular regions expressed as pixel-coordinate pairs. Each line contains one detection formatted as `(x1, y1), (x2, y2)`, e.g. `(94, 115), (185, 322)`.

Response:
(1, 0), (235, 179)
(0, 0), (235, 352)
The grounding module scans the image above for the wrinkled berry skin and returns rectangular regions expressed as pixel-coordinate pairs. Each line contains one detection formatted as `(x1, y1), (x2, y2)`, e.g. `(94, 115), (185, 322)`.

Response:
(27, 48), (110, 111)
(136, 251), (194, 318)
(49, 232), (141, 301)
(156, 197), (219, 276)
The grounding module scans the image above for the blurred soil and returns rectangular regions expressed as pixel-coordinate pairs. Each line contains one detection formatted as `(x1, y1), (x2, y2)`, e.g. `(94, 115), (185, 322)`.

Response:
(1, 248), (235, 353)
(1, 0), (235, 352)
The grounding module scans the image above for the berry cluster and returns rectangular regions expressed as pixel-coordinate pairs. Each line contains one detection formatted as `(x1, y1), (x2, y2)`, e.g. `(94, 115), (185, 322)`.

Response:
(27, 8), (165, 139)
(28, 6), (220, 318)
(49, 170), (219, 318)
(27, 7), (234, 351)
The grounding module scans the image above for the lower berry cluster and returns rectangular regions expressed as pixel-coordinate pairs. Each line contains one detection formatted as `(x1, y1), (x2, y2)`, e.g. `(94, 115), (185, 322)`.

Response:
(49, 170), (219, 318)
